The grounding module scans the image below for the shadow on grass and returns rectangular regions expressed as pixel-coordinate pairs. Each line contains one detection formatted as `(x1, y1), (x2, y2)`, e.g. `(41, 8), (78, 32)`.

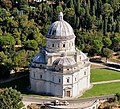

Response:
(104, 63), (120, 69)
(0, 74), (52, 98)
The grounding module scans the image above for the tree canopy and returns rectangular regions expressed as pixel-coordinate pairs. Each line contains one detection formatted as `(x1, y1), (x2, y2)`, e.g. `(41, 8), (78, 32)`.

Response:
(0, 87), (24, 109)
(0, 0), (119, 78)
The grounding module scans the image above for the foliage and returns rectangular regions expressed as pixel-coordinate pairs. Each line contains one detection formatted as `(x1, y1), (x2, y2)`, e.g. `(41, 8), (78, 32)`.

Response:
(0, 0), (119, 78)
(102, 37), (112, 47)
(102, 48), (113, 62)
(114, 93), (120, 101)
(0, 51), (13, 78)
(0, 87), (24, 109)
(0, 35), (15, 49)
(25, 40), (38, 50)
(27, 103), (39, 109)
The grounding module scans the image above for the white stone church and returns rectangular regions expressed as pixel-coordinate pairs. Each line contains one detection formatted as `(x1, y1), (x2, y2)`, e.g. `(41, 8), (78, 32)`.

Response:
(29, 12), (91, 98)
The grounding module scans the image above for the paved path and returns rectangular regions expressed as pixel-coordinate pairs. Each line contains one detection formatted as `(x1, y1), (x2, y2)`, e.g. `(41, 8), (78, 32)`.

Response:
(22, 95), (114, 103)
(92, 79), (120, 85)
(22, 94), (114, 107)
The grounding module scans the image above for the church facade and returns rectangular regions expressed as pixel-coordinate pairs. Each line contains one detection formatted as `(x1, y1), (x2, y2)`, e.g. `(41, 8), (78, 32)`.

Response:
(29, 12), (91, 98)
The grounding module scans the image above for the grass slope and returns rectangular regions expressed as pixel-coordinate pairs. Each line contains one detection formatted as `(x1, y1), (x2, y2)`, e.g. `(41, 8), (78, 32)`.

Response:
(82, 82), (120, 98)
(91, 68), (120, 82)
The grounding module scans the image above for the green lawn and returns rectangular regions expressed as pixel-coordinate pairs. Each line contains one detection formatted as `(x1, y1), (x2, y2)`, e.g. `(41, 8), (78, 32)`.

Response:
(82, 82), (120, 98)
(91, 68), (120, 82)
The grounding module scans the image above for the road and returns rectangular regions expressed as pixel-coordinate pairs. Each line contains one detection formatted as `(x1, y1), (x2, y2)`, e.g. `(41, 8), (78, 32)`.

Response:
(23, 94), (114, 104)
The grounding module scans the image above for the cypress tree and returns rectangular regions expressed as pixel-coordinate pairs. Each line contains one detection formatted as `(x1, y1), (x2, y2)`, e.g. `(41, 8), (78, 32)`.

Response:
(76, 16), (80, 29)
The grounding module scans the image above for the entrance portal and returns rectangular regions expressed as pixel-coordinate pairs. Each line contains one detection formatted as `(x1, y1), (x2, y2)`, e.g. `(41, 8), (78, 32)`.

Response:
(66, 91), (70, 97)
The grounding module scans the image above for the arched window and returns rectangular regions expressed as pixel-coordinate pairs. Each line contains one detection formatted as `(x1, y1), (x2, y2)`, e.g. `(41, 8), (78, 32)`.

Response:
(75, 78), (76, 81)
(34, 73), (35, 77)
(52, 44), (54, 47)
(67, 79), (69, 83)
(63, 44), (65, 47)
(72, 42), (73, 46)
(40, 75), (42, 79)
(84, 71), (86, 75)
(59, 79), (61, 83)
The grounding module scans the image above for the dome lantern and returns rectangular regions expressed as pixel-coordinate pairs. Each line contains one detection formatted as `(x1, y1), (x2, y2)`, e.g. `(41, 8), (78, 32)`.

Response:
(58, 12), (63, 21)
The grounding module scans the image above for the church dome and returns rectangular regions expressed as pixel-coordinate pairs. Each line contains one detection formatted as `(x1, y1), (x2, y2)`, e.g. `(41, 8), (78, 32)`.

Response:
(53, 57), (76, 67)
(47, 12), (75, 39)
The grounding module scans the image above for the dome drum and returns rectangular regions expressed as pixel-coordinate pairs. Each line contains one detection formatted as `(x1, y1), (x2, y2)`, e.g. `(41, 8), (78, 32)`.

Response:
(52, 65), (79, 74)
(46, 35), (75, 40)
(46, 38), (75, 53)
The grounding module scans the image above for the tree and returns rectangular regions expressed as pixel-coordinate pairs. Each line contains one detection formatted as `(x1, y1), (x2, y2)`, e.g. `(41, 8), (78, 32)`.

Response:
(25, 40), (38, 50)
(102, 48), (113, 62)
(0, 35), (15, 53)
(0, 87), (24, 109)
(92, 39), (103, 54)
(0, 51), (13, 78)
(101, 3), (113, 35)
(64, 7), (75, 25)
(114, 93), (120, 102)
(33, 28), (43, 44)
(14, 50), (28, 69)
(102, 37), (112, 47)
(112, 34), (120, 51)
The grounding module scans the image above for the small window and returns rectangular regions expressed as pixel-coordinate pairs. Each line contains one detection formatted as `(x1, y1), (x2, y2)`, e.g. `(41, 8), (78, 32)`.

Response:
(63, 44), (65, 47)
(84, 71), (86, 75)
(59, 79), (61, 83)
(52, 44), (54, 47)
(75, 78), (76, 81)
(58, 44), (59, 47)
(52, 76), (54, 81)
(34, 73), (35, 77)
(40, 75), (42, 78)
(67, 79), (69, 83)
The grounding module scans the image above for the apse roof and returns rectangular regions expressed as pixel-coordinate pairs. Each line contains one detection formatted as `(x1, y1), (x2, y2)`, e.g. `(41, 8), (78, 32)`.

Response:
(32, 52), (46, 63)
(53, 57), (76, 67)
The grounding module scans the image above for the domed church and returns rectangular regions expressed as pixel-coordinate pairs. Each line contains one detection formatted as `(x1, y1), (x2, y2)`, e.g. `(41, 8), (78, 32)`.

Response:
(29, 12), (91, 98)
